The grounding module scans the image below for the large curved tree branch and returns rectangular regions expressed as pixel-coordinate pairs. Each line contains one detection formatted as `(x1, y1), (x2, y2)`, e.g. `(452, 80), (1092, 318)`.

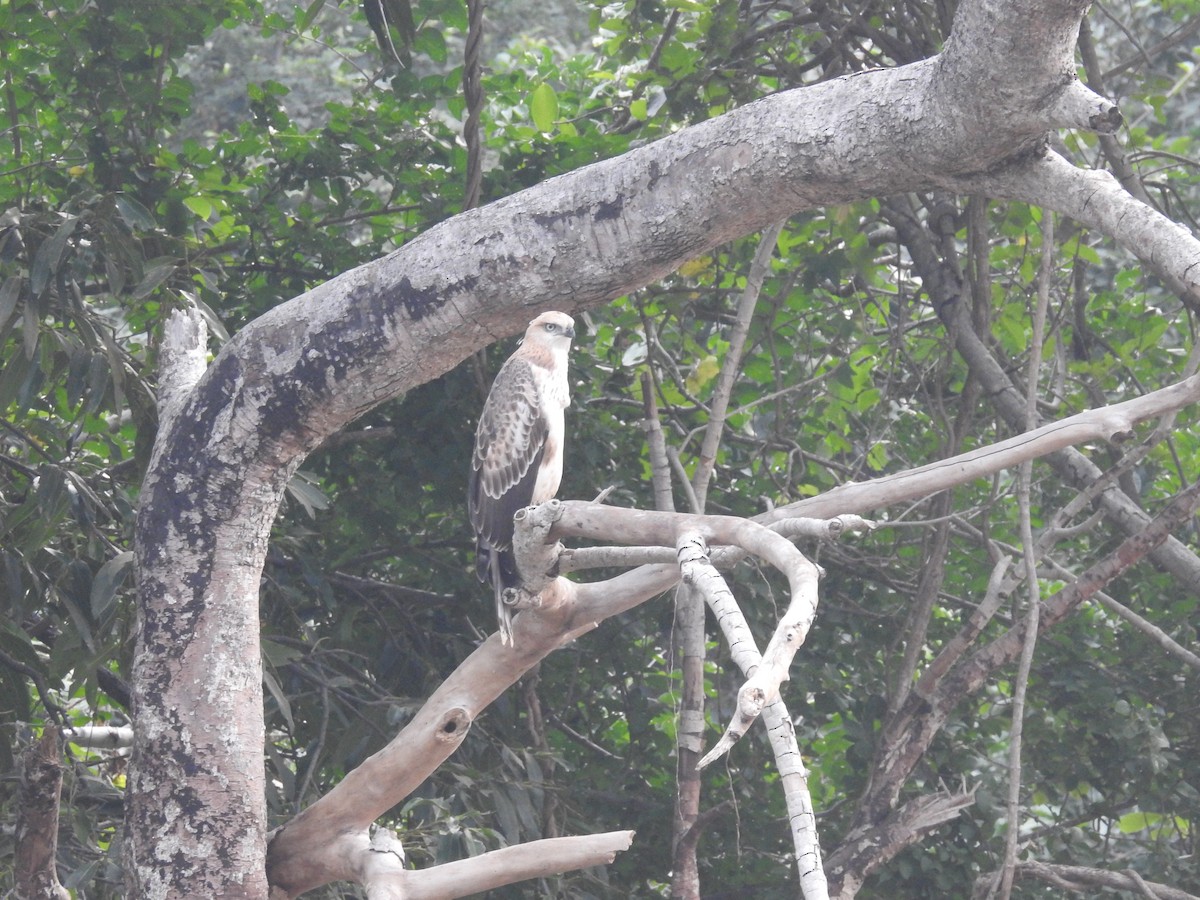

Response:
(952, 150), (1200, 306)
(827, 789), (978, 900)
(129, 0), (1190, 895)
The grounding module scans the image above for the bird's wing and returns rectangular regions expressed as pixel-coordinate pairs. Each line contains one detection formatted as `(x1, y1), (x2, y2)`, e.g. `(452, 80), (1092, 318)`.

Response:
(469, 357), (548, 551)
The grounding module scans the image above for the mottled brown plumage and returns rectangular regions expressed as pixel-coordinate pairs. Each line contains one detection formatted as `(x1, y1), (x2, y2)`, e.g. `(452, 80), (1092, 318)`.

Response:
(469, 311), (575, 644)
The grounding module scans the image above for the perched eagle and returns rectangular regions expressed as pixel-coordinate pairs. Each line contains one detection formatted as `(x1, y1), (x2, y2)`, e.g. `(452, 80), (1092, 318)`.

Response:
(469, 311), (576, 644)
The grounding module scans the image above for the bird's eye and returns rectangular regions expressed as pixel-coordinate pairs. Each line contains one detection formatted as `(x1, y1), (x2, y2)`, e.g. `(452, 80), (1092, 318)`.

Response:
(545, 323), (557, 333)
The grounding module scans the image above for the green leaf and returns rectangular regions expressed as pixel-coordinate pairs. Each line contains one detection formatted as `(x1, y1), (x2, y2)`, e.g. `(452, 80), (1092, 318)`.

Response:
(0, 349), (32, 410)
(686, 354), (720, 394)
(190, 295), (231, 343)
(132, 261), (177, 300)
(1116, 811), (1160, 834)
(286, 471), (329, 519)
(183, 195), (214, 219)
(296, 0), (326, 31)
(866, 441), (889, 471)
(261, 638), (302, 667)
(22, 283), (39, 359)
(0, 275), (21, 330)
(35, 465), (69, 522)
(30, 213), (78, 297)
(91, 551), (134, 621)
(262, 667), (294, 731)
(113, 195), (157, 231)
(59, 559), (97, 652)
(413, 26), (446, 63)
(529, 82), (558, 133)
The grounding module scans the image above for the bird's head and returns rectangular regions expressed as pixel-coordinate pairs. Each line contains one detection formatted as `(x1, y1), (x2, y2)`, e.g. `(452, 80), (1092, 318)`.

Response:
(525, 311), (576, 347)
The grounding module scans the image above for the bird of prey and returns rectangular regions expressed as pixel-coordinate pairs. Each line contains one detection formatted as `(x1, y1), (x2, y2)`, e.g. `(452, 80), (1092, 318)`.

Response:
(469, 311), (576, 644)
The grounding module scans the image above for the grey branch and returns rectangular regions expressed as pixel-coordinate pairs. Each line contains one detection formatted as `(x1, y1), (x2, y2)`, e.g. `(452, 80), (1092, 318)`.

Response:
(975, 861), (1200, 900)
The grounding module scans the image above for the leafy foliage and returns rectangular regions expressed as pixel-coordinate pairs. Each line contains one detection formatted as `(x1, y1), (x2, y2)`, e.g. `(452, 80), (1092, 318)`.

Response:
(3, 0), (1200, 897)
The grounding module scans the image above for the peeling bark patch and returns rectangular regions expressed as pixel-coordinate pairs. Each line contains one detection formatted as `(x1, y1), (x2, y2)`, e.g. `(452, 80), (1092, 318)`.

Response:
(170, 736), (206, 781)
(135, 352), (255, 660)
(137, 363), (243, 557)
(473, 229), (507, 246)
(646, 159), (663, 189)
(531, 195), (627, 229)
(392, 274), (466, 321)
(138, 592), (207, 659)
(319, 281), (394, 367)
(978, 135), (1051, 177)
(257, 376), (315, 449)
(593, 196), (624, 221)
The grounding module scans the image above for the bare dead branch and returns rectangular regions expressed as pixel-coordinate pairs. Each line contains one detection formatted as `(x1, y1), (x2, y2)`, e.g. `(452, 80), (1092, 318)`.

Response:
(769, 372), (1200, 524)
(266, 576), (606, 896)
(674, 531), (829, 899)
(62, 724), (135, 751)
(914, 554), (1012, 697)
(314, 826), (636, 900)
(671, 574), (707, 900)
(390, 831), (636, 900)
(640, 370), (676, 514)
(888, 495), (953, 715)
(827, 788), (977, 899)
(1042, 557), (1200, 672)
(692, 220), (784, 508)
(772, 515), (875, 541)
(557, 545), (678, 571)
(674, 532), (758, 769)
(982, 861), (1200, 899)
(666, 221), (785, 899)
(886, 190), (1200, 593)
(552, 504), (822, 754)
(954, 150), (1200, 309)
(559, 514), (872, 575)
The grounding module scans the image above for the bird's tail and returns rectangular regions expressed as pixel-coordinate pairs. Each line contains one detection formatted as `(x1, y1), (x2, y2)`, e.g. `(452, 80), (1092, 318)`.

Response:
(490, 550), (514, 646)
(477, 541), (517, 645)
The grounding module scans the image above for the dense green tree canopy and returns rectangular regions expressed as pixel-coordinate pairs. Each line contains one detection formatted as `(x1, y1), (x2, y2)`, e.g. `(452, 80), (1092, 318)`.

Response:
(3, 0), (1200, 897)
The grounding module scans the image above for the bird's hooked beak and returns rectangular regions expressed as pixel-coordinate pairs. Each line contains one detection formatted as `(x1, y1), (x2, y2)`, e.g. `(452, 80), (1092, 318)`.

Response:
(564, 325), (576, 339)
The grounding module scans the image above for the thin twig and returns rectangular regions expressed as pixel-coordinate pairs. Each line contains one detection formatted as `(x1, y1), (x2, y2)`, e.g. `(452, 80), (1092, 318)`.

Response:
(998, 211), (1053, 900)
(641, 370), (676, 514)
(462, 0), (484, 211)
(692, 220), (785, 508)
